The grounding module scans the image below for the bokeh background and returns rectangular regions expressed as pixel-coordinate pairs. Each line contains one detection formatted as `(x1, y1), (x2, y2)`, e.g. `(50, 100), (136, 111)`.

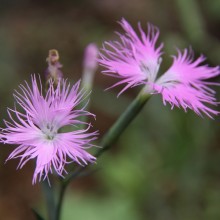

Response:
(0, 0), (220, 219)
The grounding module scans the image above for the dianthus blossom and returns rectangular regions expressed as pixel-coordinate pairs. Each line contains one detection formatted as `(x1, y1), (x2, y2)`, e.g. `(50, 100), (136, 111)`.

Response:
(1, 75), (98, 184)
(99, 18), (220, 118)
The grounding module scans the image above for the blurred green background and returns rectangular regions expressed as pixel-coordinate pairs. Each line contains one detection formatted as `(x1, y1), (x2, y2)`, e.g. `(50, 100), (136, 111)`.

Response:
(0, 0), (220, 219)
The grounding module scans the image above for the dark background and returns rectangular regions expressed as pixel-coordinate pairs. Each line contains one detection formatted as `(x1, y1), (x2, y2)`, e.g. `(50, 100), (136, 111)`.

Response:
(0, 0), (220, 219)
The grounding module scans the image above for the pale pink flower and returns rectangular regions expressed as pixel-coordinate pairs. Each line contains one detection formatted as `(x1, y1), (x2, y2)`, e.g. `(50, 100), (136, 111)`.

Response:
(1, 75), (98, 184)
(99, 19), (219, 118)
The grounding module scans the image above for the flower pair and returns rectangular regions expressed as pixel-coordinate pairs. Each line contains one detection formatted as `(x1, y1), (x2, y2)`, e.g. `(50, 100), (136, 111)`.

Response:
(0, 19), (219, 184)
(99, 19), (220, 118)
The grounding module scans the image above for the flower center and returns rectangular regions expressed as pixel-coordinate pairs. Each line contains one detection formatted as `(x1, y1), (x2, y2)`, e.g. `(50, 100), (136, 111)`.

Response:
(155, 70), (181, 88)
(139, 58), (162, 83)
(42, 123), (57, 140)
(140, 62), (150, 73)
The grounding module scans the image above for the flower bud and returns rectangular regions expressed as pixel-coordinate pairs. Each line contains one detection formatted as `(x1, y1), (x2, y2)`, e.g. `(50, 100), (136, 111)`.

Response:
(45, 49), (63, 85)
(83, 43), (98, 73)
(82, 43), (99, 91)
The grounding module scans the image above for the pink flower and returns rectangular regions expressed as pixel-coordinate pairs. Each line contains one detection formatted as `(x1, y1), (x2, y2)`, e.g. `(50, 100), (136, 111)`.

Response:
(99, 19), (219, 118)
(1, 75), (98, 184)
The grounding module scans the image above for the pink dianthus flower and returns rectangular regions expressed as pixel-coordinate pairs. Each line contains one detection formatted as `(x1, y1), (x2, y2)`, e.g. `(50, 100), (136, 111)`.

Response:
(99, 19), (219, 118)
(1, 75), (98, 184)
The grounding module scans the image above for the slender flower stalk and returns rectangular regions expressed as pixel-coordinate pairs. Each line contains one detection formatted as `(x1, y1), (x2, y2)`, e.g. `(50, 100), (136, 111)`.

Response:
(42, 181), (56, 220)
(96, 87), (151, 157)
(1, 75), (98, 184)
(99, 18), (220, 118)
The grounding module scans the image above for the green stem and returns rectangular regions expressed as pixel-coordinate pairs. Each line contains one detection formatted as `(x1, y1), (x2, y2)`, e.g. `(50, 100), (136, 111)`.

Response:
(42, 181), (56, 220)
(55, 182), (67, 220)
(66, 88), (151, 185)
(96, 89), (151, 157)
